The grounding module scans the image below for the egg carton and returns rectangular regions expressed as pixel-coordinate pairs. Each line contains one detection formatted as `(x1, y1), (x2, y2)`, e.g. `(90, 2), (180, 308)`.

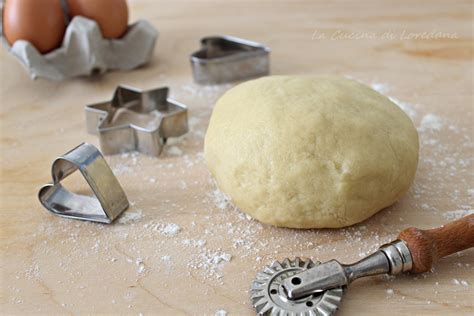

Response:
(0, 12), (158, 80)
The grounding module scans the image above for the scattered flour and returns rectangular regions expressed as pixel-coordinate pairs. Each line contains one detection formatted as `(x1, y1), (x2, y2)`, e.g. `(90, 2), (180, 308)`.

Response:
(118, 209), (143, 224)
(187, 248), (233, 280)
(452, 279), (469, 287)
(368, 81), (417, 119)
(136, 258), (146, 274)
(370, 82), (391, 94)
(181, 83), (233, 99)
(15, 79), (472, 312)
(24, 264), (40, 279)
(182, 239), (207, 247)
(143, 222), (182, 236)
(188, 117), (201, 131)
(112, 152), (140, 175)
(443, 210), (474, 221)
(212, 253), (232, 264)
(159, 223), (181, 236)
(112, 164), (133, 175)
(167, 146), (183, 156)
(210, 189), (231, 210)
(418, 113), (443, 132)
(179, 180), (187, 190)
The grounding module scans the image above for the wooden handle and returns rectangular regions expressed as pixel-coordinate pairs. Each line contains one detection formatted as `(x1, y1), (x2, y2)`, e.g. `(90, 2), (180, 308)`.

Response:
(398, 214), (474, 273)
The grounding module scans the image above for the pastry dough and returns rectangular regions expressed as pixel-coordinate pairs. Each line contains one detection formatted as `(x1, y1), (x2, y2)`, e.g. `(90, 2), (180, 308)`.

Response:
(205, 76), (419, 228)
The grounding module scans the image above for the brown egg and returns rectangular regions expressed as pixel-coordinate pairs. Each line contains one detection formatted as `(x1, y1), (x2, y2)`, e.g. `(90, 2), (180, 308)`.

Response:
(3, 0), (66, 53)
(67, 0), (128, 39)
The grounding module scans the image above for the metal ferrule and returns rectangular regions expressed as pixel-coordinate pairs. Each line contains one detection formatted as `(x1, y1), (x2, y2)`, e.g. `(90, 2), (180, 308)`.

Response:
(379, 239), (413, 274)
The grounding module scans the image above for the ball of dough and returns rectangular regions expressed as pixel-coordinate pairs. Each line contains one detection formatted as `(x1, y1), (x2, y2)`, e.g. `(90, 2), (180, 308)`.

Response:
(204, 76), (419, 228)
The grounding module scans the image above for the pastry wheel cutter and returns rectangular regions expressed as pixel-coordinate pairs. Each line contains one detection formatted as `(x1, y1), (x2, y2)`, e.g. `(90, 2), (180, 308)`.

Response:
(251, 215), (474, 315)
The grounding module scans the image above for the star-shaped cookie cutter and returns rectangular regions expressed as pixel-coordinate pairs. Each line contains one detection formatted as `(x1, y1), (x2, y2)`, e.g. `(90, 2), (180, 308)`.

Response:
(190, 35), (270, 85)
(85, 85), (188, 156)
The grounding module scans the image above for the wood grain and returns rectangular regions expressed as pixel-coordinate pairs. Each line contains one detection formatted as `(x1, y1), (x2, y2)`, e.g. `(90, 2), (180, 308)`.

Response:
(399, 215), (474, 273)
(1, 0), (473, 315)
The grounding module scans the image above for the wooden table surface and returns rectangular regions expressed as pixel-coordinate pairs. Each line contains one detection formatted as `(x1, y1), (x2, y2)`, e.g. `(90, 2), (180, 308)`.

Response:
(1, 0), (473, 315)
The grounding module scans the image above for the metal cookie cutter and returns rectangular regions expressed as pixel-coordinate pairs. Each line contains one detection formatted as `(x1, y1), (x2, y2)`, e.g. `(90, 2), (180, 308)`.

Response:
(38, 143), (129, 223)
(190, 35), (270, 85)
(85, 85), (188, 156)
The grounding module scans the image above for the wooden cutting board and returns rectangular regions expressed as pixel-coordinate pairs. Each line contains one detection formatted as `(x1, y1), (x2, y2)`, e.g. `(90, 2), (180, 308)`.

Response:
(1, 0), (473, 315)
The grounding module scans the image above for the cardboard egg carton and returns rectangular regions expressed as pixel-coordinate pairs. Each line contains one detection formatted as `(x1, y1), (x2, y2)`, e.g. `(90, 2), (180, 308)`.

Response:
(0, 9), (158, 80)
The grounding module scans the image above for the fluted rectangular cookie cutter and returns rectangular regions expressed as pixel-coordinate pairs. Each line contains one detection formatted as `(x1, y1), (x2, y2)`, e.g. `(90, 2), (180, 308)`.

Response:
(38, 143), (129, 224)
(85, 85), (188, 156)
(190, 35), (270, 85)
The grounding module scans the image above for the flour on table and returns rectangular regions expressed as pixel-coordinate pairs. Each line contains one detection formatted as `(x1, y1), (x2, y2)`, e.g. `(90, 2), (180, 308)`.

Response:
(118, 209), (143, 224)
(452, 279), (470, 287)
(161, 255), (171, 262)
(14, 78), (472, 311)
(181, 83), (233, 99)
(418, 113), (443, 132)
(212, 253), (232, 264)
(210, 188), (231, 210)
(368, 80), (417, 119)
(143, 222), (181, 236)
(443, 209), (474, 221)
(187, 246), (234, 281)
(166, 146), (183, 156)
(112, 163), (133, 175)
(136, 258), (146, 274)
(159, 223), (181, 236)
(370, 81), (391, 94)
(182, 239), (207, 247)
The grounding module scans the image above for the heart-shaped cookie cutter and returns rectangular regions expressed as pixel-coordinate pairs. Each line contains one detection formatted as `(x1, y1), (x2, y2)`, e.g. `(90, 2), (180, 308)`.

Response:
(190, 35), (270, 85)
(38, 143), (129, 223)
(85, 85), (188, 157)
